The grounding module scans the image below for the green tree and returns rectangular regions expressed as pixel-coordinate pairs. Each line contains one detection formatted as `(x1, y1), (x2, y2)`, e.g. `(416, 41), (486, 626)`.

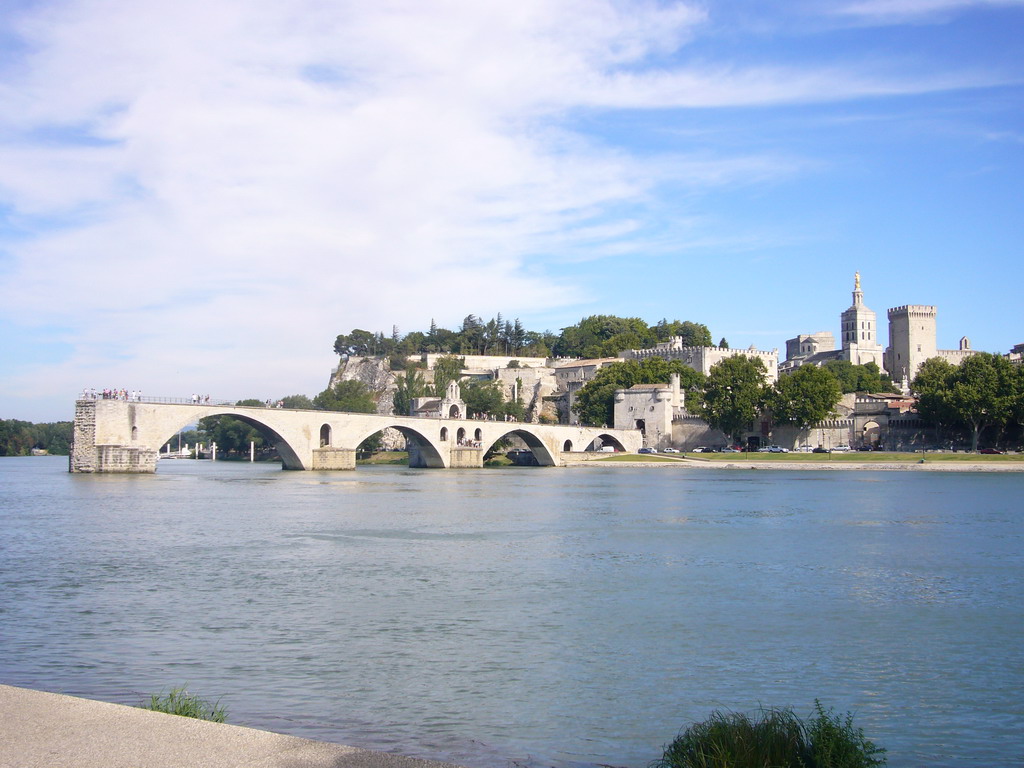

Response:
(700, 355), (769, 444)
(461, 379), (505, 417)
(0, 419), (35, 455)
(333, 329), (378, 357)
(911, 357), (957, 434)
(553, 315), (656, 358)
(572, 358), (704, 427)
(313, 380), (378, 413)
(393, 369), (428, 416)
(522, 330), (557, 357)
(770, 365), (842, 431)
(821, 360), (896, 394)
(430, 355), (465, 396)
(914, 353), (1017, 451)
(280, 394), (314, 409)
(652, 319), (713, 347)
(198, 413), (266, 456)
(718, 338), (729, 349)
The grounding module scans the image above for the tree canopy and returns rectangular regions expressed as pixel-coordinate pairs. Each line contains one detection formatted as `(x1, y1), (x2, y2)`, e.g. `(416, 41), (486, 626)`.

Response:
(700, 355), (769, 443)
(334, 314), (713, 362)
(0, 419), (72, 456)
(392, 369), (428, 416)
(912, 353), (1020, 451)
(313, 380), (378, 413)
(430, 355), (465, 397)
(821, 360), (896, 394)
(770, 365), (843, 430)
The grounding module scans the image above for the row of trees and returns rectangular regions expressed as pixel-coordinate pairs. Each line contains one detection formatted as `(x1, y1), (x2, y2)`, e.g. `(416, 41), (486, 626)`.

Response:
(913, 353), (1024, 451)
(0, 419), (73, 456)
(572, 351), (1024, 450)
(572, 355), (846, 442)
(334, 314), (719, 363)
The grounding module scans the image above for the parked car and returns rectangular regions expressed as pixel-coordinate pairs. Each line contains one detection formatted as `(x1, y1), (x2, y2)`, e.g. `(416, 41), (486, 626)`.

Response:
(768, 445), (789, 453)
(638, 447), (657, 454)
(663, 447), (680, 453)
(796, 445), (814, 453)
(831, 445), (852, 453)
(689, 447), (706, 453)
(812, 446), (829, 453)
(979, 448), (1004, 454)
(721, 446), (742, 453)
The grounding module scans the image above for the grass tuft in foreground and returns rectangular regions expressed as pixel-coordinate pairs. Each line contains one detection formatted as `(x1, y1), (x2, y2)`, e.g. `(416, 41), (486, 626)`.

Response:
(652, 701), (885, 768)
(142, 686), (228, 722)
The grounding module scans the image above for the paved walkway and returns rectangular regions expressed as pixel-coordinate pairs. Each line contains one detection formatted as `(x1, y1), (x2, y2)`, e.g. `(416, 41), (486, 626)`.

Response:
(0, 685), (468, 768)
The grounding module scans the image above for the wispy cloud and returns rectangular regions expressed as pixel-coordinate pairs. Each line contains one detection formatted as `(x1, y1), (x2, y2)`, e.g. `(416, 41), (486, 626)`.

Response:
(0, 0), (1015, 417)
(835, 0), (1024, 22)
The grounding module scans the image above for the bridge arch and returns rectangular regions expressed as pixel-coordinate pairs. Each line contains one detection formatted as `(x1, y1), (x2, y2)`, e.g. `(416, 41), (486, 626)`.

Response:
(482, 428), (557, 466)
(351, 423), (447, 469)
(155, 409), (305, 470)
(588, 433), (626, 452)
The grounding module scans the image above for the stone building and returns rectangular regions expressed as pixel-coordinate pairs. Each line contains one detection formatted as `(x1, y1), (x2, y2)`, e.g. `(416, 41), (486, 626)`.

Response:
(884, 305), (977, 390)
(840, 272), (886, 369)
(623, 339), (779, 382)
(551, 358), (619, 425)
(782, 273), (981, 392)
(782, 273), (884, 373)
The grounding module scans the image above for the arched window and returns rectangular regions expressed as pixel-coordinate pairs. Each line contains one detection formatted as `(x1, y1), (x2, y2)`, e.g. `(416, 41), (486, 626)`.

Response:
(320, 424), (332, 447)
(131, 426), (138, 441)
(440, 427), (449, 441)
(474, 428), (482, 441)
(457, 427), (466, 443)
(563, 440), (573, 452)
(448, 405), (461, 419)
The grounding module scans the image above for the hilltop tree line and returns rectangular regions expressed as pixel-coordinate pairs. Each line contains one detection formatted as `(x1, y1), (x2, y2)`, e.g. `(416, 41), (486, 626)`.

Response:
(334, 314), (718, 363)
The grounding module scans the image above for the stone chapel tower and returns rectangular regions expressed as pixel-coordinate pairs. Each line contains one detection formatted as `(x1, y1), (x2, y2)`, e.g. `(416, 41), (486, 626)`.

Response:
(840, 272), (884, 369)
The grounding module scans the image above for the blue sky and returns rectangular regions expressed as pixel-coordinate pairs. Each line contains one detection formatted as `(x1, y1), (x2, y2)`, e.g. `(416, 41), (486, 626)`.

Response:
(1, 0), (1022, 422)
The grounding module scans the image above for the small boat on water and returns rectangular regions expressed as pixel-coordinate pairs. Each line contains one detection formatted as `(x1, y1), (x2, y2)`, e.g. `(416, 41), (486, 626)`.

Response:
(158, 449), (192, 459)
(160, 432), (193, 459)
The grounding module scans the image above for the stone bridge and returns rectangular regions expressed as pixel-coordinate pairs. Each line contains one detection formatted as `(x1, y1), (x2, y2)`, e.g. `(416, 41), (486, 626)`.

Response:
(70, 398), (642, 473)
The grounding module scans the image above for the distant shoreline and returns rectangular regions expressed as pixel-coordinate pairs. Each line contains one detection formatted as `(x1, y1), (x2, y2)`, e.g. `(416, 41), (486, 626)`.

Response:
(562, 456), (1024, 472)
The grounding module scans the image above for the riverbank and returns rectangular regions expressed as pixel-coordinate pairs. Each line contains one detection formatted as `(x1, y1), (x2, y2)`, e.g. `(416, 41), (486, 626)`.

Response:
(0, 684), (466, 768)
(563, 453), (1024, 472)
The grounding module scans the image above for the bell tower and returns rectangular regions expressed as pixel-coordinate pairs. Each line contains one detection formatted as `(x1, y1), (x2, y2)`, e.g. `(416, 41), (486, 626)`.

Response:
(839, 272), (884, 368)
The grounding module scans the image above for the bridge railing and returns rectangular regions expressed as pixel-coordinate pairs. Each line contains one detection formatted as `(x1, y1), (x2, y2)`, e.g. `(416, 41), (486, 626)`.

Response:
(79, 393), (236, 406)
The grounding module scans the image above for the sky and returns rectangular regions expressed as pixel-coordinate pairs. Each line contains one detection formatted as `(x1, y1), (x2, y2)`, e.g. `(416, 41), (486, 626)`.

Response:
(1, 0), (1022, 422)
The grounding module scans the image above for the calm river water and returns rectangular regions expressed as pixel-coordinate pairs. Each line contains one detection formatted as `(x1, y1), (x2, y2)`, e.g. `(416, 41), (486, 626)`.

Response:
(1, 456), (1022, 767)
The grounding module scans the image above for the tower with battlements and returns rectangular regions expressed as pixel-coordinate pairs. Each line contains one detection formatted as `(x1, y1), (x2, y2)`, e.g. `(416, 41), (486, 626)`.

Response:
(885, 305), (938, 389)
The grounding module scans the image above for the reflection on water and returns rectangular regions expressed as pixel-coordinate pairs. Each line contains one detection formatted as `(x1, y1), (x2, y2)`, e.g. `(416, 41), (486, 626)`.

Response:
(1, 456), (1022, 768)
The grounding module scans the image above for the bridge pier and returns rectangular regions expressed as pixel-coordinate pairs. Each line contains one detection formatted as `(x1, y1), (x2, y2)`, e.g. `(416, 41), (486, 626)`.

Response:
(310, 448), (357, 470)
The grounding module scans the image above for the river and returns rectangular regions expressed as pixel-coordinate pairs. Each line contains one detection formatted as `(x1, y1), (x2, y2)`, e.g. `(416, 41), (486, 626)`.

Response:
(1, 456), (1021, 767)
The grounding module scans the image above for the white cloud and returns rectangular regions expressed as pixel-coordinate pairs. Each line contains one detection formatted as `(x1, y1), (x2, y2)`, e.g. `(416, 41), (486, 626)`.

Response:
(0, 0), (1013, 417)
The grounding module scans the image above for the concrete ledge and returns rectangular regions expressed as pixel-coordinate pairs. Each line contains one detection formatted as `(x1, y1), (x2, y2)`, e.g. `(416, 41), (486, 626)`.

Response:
(0, 684), (468, 768)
